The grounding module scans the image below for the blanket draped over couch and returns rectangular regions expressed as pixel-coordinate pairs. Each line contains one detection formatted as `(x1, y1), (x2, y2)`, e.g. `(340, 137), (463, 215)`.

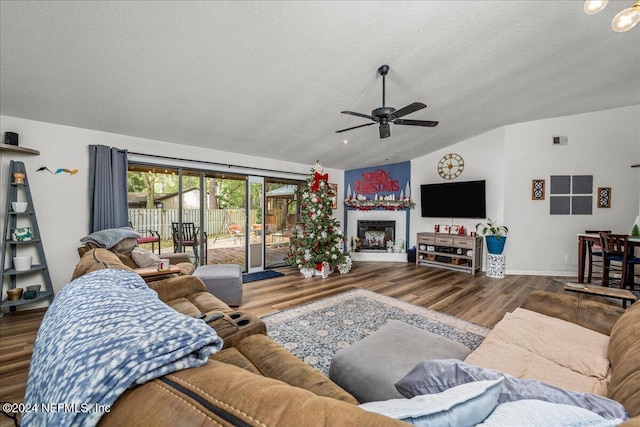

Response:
(22, 269), (223, 427)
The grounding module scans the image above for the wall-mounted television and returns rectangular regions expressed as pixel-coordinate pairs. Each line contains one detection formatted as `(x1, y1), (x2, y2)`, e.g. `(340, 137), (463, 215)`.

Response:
(420, 180), (486, 218)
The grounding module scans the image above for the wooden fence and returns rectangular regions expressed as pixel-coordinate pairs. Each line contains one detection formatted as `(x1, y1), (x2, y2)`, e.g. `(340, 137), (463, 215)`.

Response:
(128, 208), (256, 240)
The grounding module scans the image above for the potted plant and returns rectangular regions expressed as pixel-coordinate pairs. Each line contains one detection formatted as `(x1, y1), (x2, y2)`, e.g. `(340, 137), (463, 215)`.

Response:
(475, 218), (509, 255)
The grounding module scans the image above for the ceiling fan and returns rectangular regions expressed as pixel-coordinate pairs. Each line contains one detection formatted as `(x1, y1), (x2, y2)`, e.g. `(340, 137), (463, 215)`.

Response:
(336, 64), (439, 139)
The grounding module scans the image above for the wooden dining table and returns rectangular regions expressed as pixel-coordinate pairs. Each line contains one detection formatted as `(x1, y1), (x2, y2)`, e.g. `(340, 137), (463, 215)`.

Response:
(577, 233), (640, 284)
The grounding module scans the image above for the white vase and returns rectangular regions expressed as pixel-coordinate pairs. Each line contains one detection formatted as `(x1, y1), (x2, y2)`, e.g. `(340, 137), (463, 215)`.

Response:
(300, 268), (314, 278)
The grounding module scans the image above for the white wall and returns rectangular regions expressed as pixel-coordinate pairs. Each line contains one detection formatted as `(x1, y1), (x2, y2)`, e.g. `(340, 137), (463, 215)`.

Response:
(411, 105), (640, 275)
(411, 126), (507, 245)
(0, 115), (344, 307)
(503, 105), (639, 275)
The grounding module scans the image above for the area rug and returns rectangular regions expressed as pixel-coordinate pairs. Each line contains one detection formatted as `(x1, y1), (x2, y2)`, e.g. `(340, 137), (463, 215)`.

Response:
(242, 269), (284, 283)
(261, 289), (491, 376)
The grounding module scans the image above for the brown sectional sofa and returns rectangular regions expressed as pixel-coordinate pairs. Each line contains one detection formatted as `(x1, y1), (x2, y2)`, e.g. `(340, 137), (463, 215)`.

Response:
(66, 249), (639, 425)
(73, 249), (405, 426)
(466, 291), (640, 419)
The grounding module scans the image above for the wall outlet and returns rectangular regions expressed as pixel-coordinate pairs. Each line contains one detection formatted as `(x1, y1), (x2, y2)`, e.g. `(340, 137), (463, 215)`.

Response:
(564, 253), (571, 262)
(553, 136), (568, 145)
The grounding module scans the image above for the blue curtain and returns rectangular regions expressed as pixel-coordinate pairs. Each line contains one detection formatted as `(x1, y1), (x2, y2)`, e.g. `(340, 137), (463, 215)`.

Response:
(88, 145), (128, 232)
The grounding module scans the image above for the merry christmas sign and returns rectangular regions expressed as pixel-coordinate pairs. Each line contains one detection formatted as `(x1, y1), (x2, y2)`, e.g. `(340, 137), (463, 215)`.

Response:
(344, 161), (411, 201)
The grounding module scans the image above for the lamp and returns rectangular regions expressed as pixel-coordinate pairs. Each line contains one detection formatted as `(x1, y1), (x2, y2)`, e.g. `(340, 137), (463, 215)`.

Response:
(584, 0), (640, 32)
(584, 0), (609, 15)
(612, 1), (640, 31)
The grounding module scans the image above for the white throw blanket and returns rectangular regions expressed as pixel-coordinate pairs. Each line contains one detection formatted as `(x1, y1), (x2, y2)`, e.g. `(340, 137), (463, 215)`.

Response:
(22, 269), (223, 427)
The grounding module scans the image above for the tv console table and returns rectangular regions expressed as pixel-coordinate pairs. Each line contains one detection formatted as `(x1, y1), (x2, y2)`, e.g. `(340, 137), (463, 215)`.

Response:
(416, 232), (483, 275)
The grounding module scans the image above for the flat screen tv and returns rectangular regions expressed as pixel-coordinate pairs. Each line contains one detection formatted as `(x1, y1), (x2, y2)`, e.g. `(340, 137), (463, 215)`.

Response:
(420, 180), (486, 218)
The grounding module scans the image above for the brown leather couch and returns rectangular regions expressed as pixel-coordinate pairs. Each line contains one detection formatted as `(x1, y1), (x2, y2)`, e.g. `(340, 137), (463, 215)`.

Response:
(519, 291), (640, 419)
(76, 242), (195, 277)
(71, 250), (640, 425)
(73, 249), (405, 426)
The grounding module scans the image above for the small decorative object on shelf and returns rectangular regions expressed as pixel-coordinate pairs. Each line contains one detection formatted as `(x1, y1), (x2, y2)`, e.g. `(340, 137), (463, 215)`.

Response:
(12, 171), (25, 184)
(4, 132), (19, 146)
(11, 227), (33, 242)
(7, 288), (23, 301)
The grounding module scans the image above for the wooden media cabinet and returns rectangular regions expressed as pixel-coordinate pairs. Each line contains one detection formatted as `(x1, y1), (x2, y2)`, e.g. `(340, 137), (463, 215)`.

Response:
(416, 232), (483, 275)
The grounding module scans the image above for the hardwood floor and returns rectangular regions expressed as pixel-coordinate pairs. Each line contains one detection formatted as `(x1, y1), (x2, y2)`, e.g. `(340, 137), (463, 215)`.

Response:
(0, 261), (567, 425)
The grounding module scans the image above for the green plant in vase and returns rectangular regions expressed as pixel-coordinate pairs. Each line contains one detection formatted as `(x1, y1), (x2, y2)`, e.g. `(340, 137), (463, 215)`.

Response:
(475, 218), (509, 255)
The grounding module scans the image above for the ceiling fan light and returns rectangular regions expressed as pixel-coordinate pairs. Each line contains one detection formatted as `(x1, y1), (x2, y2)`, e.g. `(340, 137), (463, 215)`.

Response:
(611, 2), (640, 32)
(584, 0), (609, 15)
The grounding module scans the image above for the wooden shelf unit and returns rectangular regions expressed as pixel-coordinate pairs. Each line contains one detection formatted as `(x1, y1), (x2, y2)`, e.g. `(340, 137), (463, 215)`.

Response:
(1, 161), (54, 311)
(416, 232), (483, 275)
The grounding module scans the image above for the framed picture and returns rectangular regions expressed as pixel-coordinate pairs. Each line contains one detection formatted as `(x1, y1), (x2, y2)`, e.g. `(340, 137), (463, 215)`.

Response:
(597, 187), (611, 208)
(438, 224), (450, 234)
(531, 179), (545, 200)
(328, 183), (338, 209)
(450, 225), (461, 235)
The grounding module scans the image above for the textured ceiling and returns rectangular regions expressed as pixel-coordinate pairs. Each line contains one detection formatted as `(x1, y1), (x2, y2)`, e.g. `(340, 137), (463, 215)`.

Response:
(1, 1), (639, 170)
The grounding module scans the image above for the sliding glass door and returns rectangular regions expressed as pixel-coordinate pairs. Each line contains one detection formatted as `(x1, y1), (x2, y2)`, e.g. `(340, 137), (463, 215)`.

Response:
(247, 176), (264, 273)
(128, 164), (301, 272)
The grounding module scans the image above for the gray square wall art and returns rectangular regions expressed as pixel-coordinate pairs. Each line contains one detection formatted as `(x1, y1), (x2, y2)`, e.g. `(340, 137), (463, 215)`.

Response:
(572, 175), (593, 194)
(550, 196), (571, 215)
(549, 175), (593, 215)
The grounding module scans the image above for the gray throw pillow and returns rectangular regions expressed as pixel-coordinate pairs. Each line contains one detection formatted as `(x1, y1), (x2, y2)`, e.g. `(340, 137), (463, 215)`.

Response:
(394, 359), (629, 421)
(131, 248), (161, 268)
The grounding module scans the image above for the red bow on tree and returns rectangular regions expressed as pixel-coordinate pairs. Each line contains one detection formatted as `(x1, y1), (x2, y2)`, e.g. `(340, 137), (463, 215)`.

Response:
(311, 172), (328, 192)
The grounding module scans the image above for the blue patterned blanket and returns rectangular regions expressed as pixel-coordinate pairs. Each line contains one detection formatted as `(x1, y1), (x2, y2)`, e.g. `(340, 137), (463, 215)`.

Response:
(23, 269), (223, 427)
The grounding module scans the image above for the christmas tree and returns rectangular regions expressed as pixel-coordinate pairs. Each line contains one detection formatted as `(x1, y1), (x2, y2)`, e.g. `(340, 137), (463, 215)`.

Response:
(286, 161), (351, 275)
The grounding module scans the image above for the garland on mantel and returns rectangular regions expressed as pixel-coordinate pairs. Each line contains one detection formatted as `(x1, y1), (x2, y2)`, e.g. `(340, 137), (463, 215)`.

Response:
(344, 198), (416, 211)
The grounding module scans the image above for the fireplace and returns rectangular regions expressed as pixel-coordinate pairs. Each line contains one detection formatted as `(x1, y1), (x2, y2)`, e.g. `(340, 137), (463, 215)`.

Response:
(357, 220), (395, 251)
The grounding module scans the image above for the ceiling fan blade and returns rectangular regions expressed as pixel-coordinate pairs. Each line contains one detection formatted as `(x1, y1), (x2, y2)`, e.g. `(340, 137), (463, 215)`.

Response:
(391, 102), (426, 119)
(335, 122), (376, 133)
(394, 118), (439, 127)
(341, 111), (378, 121)
(379, 123), (390, 138)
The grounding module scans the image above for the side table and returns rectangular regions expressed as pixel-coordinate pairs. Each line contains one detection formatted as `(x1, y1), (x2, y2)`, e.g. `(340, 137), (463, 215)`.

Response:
(563, 282), (637, 308)
(486, 254), (506, 278)
(134, 265), (182, 283)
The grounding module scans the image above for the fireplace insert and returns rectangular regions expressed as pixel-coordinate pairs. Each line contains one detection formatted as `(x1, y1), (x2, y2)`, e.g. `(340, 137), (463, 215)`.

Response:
(357, 220), (395, 251)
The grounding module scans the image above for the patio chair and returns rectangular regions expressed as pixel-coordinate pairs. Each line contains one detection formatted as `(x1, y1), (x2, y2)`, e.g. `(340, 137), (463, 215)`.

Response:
(172, 222), (207, 264)
(129, 221), (161, 255)
(227, 223), (244, 245)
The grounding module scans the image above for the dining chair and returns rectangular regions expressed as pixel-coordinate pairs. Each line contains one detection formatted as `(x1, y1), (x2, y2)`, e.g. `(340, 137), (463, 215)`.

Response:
(599, 232), (640, 289)
(585, 229), (610, 283)
(172, 222), (207, 264)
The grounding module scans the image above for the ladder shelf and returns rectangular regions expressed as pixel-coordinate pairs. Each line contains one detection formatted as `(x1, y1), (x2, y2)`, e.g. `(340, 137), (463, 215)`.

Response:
(1, 161), (54, 311)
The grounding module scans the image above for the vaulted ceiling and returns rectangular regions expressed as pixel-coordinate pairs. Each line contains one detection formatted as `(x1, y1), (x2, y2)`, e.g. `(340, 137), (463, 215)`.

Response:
(1, 1), (638, 170)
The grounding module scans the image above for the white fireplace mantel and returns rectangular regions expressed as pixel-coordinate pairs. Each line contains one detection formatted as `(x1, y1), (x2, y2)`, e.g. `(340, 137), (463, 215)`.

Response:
(346, 210), (408, 262)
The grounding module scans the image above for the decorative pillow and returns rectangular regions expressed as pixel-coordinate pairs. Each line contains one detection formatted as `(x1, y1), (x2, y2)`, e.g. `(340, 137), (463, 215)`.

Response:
(359, 378), (503, 427)
(477, 399), (623, 427)
(80, 227), (141, 250)
(131, 248), (161, 268)
(394, 359), (629, 421)
(110, 238), (139, 255)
